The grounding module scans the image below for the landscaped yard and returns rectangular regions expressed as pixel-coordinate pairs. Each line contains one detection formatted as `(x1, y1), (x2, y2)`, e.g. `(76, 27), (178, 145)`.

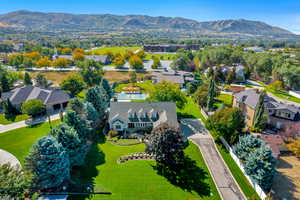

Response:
(214, 94), (233, 109)
(71, 140), (221, 200)
(177, 97), (205, 121)
(0, 114), (30, 125)
(0, 120), (60, 165)
(114, 80), (154, 93)
(88, 46), (141, 55)
(257, 81), (300, 104)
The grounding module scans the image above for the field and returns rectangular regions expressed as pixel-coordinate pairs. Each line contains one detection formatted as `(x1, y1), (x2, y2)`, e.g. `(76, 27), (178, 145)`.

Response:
(214, 94), (233, 109)
(29, 71), (149, 85)
(88, 46), (141, 55)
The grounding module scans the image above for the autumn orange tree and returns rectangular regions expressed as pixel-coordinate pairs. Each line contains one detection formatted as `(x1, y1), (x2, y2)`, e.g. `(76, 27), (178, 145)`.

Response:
(61, 47), (72, 55)
(123, 49), (134, 60)
(36, 57), (52, 68)
(72, 52), (85, 62)
(52, 58), (69, 68)
(113, 55), (125, 68)
(24, 52), (41, 61)
(287, 138), (300, 157)
(129, 55), (144, 70)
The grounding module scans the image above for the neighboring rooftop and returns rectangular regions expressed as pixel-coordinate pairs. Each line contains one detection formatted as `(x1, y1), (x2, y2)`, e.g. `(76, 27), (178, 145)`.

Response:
(234, 89), (261, 109)
(1, 85), (70, 106)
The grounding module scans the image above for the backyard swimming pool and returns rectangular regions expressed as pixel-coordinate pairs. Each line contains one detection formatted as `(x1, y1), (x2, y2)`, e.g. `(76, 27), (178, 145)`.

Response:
(116, 93), (149, 101)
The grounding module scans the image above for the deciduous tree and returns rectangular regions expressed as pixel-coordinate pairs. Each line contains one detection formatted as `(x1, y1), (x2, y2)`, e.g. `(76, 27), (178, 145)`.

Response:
(60, 75), (85, 96)
(21, 99), (45, 117)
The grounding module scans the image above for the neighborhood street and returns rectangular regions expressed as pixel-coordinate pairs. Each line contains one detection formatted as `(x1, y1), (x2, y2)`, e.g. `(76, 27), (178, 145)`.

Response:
(181, 119), (246, 200)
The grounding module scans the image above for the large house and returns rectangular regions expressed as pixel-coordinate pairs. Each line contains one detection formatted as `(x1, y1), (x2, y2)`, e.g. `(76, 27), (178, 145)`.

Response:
(233, 89), (300, 129)
(54, 55), (110, 65)
(1, 85), (70, 112)
(150, 70), (194, 88)
(108, 102), (179, 134)
(143, 44), (200, 52)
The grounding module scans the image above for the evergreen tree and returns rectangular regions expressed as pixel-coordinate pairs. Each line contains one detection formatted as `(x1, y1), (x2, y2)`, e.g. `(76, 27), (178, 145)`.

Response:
(86, 85), (109, 120)
(206, 79), (217, 111)
(101, 78), (112, 99)
(63, 110), (91, 141)
(24, 72), (32, 85)
(233, 135), (264, 162)
(226, 68), (236, 84)
(49, 123), (87, 167)
(84, 102), (99, 126)
(253, 92), (266, 129)
(3, 98), (19, 115)
(67, 98), (86, 117)
(244, 145), (276, 191)
(1, 74), (10, 92)
(25, 136), (70, 189)
(35, 73), (48, 88)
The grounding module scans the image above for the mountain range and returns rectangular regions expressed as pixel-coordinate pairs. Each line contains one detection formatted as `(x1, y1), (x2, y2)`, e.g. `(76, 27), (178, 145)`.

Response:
(0, 10), (298, 40)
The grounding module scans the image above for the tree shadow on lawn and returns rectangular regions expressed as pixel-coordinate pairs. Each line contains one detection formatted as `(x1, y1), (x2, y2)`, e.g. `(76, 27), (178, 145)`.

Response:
(151, 155), (211, 197)
(177, 113), (197, 119)
(69, 142), (106, 199)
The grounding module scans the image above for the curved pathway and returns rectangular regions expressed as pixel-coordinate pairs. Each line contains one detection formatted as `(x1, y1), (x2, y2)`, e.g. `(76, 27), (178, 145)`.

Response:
(181, 119), (246, 200)
(0, 149), (21, 168)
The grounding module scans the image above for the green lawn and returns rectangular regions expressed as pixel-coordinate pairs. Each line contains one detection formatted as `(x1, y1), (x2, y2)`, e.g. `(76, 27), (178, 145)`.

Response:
(0, 120), (60, 165)
(0, 114), (30, 125)
(114, 80), (155, 93)
(71, 140), (221, 200)
(257, 81), (300, 104)
(88, 46), (141, 55)
(177, 97), (205, 121)
(214, 94), (233, 109)
(145, 54), (176, 61)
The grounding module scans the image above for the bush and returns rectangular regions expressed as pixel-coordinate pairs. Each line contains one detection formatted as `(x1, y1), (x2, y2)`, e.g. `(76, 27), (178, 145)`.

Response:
(21, 99), (45, 117)
(108, 130), (119, 138)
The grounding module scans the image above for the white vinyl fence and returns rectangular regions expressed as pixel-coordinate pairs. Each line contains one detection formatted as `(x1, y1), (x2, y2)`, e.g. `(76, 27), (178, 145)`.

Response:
(219, 137), (268, 200)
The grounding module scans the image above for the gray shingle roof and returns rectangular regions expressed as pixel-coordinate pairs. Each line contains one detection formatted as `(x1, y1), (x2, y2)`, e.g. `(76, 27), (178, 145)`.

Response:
(234, 89), (261, 109)
(109, 102), (179, 128)
(1, 85), (70, 106)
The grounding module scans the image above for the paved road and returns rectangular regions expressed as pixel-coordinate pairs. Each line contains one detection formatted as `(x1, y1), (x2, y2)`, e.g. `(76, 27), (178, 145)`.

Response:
(181, 119), (246, 200)
(0, 113), (60, 133)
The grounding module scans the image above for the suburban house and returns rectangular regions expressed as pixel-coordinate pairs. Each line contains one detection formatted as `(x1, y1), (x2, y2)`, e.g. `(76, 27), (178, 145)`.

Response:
(205, 65), (245, 82)
(143, 44), (200, 52)
(54, 55), (110, 65)
(150, 70), (194, 88)
(108, 102), (179, 134)
(233, 89), (300, 129)
(1, 85), (70, 112)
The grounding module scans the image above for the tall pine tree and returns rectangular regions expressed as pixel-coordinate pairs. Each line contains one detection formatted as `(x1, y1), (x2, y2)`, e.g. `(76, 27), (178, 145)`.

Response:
(206, 79), (217, 111)
(86, 85), (109, 120)
(253, 92), (265, 129)
(24, 72), (32, 85)
(49, 123), (87, 167)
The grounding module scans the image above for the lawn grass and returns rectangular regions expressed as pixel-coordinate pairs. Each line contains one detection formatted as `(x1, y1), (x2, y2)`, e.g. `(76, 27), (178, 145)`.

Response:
(0, 120), (60, 165)
(71, 140), (221, 200)
(177, 97), (204, 120)
(0, 114), (30, 125)
(114, 80), (154, 93)
(145, 54), (176, 61)
(257, 81), (300, 104)
(88, 46), (141, 55)
(214, 94), (233, 109)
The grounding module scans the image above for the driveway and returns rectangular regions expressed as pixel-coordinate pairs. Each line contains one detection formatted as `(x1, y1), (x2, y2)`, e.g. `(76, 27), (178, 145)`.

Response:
(0, 149), (21, 168)
(181, 119), (246, 200)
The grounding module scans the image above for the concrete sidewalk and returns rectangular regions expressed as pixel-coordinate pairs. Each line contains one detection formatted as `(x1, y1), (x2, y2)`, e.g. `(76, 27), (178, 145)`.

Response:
(0, 113), (60, 133)
(181, 119), (246, 200)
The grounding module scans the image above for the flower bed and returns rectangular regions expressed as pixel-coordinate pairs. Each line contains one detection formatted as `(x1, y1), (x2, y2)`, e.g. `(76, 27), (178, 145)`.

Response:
(117, 152), (154, 163)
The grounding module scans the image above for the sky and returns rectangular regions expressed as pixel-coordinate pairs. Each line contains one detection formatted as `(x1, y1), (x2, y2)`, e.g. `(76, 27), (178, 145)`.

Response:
(0, 0), (300, 34)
